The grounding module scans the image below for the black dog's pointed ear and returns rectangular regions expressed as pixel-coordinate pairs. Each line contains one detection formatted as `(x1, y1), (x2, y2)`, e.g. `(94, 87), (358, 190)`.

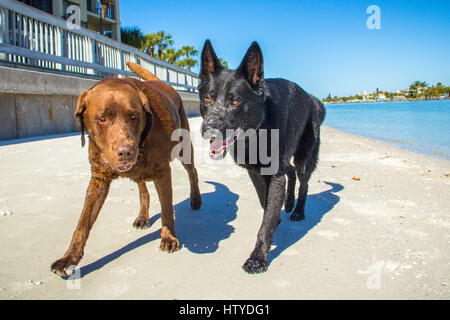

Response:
(74, 89), (89, 147)
(236, 41), (264, 90)
(200, 39), (223, 78)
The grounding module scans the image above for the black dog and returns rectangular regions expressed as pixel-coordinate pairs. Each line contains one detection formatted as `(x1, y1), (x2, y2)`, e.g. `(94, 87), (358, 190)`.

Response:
(199, 40), (325, 273)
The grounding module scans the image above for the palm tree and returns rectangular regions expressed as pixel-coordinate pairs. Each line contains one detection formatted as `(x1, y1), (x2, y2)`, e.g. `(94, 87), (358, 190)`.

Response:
(418, 81), (428, 94)
(176, 57), (198, 71)
(409, 82), (419, 97)
(409, 81), (429, 98)
(120, 26), (144, 49)
(99, 0), (113, 36)
(161, 48), (181, 64)
(415, 81), (428, 97)
(154, 31), (174, 60)
(173, 45), (199, 70)
(140, 33), (158, 57)
(179, 46), (198, 59)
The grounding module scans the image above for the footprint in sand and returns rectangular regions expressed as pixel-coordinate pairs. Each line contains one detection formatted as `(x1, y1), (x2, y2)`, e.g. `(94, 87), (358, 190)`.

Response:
(110, 266), (136, 277)
(331, 218), (351, 226)
(316, 230), (340, 241)
(388, 200), (418, 208)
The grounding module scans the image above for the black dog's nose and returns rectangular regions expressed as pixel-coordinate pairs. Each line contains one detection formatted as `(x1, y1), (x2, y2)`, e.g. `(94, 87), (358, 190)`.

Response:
(201, 123), (221, 140)
(116, 144), (134, 159)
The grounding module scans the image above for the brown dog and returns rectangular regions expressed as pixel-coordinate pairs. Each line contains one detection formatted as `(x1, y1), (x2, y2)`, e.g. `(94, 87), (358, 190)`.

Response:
(51, 63), (202, 277)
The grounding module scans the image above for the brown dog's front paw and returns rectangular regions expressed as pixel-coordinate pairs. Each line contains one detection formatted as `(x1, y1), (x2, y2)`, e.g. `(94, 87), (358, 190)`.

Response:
(133, 216), (150, 229)
(159, 226), (180, 252)
(50, 257), (78, 278)
(159, 236), (180, 252)
(190, 193), (202, 210)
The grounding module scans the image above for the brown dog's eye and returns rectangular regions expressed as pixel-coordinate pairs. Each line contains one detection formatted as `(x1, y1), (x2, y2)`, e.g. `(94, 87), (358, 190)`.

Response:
(98, 117), (107, 124)
(231, 98), (240, 106)
(130, 114), (139, 122)
(204, 97), (212, 104)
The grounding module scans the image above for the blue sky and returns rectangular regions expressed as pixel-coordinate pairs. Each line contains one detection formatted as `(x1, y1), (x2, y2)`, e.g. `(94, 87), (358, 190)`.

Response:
(120, 0), (450, 98)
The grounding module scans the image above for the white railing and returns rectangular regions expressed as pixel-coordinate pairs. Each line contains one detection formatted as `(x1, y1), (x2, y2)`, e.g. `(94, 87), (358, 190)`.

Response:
(0, 0), (198, 92)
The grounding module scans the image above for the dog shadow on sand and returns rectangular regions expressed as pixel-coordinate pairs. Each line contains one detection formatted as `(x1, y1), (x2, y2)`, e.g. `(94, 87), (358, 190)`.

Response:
(79, 181), (341, 278)
(79, 181), (238, 278)
(268, 181), (343, 266)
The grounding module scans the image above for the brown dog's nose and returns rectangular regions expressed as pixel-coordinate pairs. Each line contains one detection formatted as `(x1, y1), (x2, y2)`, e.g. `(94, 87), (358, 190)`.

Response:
(116, 144), (134, 159)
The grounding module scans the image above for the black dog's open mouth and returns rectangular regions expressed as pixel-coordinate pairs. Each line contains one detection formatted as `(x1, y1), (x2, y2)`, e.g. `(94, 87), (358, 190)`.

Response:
(209, 130), (240, 160)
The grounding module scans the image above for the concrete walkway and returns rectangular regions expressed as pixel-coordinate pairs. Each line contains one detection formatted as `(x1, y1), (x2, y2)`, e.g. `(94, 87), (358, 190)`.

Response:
(0, 116), (449, 299)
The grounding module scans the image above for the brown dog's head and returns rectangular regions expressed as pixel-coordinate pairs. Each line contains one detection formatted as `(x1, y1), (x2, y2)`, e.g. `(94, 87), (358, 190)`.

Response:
(75, 78), (152, 173)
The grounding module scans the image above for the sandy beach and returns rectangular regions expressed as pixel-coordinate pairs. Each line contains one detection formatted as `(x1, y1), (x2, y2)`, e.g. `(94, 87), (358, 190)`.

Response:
(0, 116), (448, 299)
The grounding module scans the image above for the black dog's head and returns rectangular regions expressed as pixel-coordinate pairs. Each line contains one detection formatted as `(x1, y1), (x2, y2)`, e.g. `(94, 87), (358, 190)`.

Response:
(199, 40), (266, 159)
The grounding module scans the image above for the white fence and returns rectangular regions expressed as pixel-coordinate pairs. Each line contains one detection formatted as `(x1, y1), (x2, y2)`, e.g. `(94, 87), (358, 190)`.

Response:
(0, 0), (199, 92)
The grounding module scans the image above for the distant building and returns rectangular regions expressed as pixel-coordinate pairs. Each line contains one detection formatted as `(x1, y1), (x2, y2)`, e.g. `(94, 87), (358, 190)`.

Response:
(396, 89), (410, 96)
(376, 93), (388, 101)
(17, 0), (121, 41)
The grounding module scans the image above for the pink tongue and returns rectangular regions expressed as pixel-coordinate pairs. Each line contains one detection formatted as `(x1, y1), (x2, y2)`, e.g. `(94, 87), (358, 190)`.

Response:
(210, 139), (227, 152)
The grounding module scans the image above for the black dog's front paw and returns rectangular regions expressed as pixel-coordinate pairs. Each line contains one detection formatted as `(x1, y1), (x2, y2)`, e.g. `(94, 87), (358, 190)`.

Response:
(290, 211), (305, 221)
(242, 257), (267, 274)
(190, 193), (202, 210)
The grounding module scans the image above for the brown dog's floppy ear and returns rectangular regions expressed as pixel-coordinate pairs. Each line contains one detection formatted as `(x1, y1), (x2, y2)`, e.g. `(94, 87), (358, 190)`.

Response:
(133, 85), (153, 147)
(74, 89), (89, 147)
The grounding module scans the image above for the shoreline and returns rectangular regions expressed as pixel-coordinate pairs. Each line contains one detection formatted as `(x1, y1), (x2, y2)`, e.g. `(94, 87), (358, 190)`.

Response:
(0, 117), (449, 299)
(323, 125), (450, 162)
(323, 98), (450, 104)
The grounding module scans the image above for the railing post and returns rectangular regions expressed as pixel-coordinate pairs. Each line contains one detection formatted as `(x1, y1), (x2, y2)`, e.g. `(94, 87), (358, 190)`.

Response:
(0, 7), (9, 60)
(62, 28), (67, 71)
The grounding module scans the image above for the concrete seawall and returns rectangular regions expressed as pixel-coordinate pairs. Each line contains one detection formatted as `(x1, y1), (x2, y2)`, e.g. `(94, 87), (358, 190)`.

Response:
(0, 66), (200, 141)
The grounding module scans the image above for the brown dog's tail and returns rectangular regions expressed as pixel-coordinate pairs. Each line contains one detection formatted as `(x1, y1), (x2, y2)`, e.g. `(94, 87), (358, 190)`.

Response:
(127, 62), (160, 81)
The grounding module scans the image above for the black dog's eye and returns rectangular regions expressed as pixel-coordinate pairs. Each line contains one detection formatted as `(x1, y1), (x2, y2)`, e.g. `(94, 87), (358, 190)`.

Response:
(204, 96), (212, 104)
(231, 98), (240, 106)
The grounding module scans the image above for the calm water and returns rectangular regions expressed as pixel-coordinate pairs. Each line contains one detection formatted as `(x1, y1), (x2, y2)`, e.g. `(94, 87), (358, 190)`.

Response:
(323, 100), (450, 160)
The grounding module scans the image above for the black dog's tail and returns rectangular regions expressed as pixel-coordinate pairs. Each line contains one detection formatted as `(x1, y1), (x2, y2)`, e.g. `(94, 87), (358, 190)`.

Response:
(309, 94), (326, 124)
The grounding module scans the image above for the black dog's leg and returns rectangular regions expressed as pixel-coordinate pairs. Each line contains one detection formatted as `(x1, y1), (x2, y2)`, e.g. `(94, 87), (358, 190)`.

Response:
(291, 164), (313, 221)
(249, 171), (282, 226)
(284, 164), (296, 213)
(243, 173), (286, 274)
(291, 121), (320, 221)
(248, 170), (269, 210)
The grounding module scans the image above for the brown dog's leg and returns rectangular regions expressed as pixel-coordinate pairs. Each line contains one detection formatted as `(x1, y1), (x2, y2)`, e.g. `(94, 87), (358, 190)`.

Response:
(133, 181), (150, 229)
(51, 177), (111, 277)
(154, 168), (179, 252)
(182, 143), (202, 210)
